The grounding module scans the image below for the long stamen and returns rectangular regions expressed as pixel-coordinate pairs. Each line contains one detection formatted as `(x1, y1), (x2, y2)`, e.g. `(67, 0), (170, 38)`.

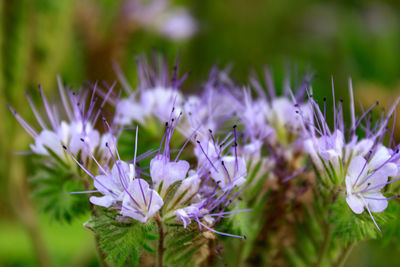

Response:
(195, 218), (246, 239)
(353, 151), (373, 187)
(26, 92), (47, 129)
(63, 146), (117, 197)
(8, 105), (38, 138)
(349, 78), (356, 135)
(175, 124), (201, 162)
(221, 160), (232, 183)
(361, 197), (381, 232)
(197, 140), (218, 172)
(105, 143), (141, 208)
(80, 138), (107, 175)
(39, 85), (57, 131)
(355, 177), (400, 194)
(233, 125), (239, 173)
(331, 77), (336, 131)
(57, 76), (73, 120)
(358, 151), (398, 187)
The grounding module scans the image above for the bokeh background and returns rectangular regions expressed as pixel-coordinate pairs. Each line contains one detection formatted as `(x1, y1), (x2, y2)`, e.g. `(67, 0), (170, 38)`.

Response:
(2, 0), (400, 266)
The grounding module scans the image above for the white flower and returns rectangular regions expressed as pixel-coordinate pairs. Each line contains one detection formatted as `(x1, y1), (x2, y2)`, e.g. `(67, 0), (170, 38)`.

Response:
(121, 179), (164, 223)
(210, 156), (247, 190)
(345, 146), (397, 214)
(304, 129), (344, 171)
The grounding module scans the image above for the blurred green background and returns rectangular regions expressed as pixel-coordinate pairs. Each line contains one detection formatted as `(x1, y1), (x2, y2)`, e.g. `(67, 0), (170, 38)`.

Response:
(2, 0), (400, 266)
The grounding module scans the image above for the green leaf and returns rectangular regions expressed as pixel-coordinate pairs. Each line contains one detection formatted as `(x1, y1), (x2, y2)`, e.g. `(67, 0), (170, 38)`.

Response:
(29, 157), (89, 223)
(90, 210), (157, 267)
(330, 195), (389, 244)
(164, 224), (209, 267)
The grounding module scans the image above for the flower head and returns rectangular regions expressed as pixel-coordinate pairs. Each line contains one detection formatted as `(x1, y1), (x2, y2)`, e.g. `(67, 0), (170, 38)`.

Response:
(9, 78), (114, 162)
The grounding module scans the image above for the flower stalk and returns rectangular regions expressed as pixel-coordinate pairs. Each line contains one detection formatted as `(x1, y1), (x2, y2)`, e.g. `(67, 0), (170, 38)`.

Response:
(155, 213), (165, 267)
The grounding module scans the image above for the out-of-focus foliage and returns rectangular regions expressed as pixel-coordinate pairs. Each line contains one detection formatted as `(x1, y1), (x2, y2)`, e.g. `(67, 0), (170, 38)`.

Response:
(2, 0), (400, 266)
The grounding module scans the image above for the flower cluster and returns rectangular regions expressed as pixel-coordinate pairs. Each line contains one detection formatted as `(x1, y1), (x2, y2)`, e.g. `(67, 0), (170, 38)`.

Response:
(10, 55), (400, 266)
(303, 80), (400, 229)
(9, 77), (115, 164)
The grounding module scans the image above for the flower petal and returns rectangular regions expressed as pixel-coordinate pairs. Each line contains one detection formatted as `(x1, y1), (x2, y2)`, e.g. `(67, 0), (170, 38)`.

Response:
(346, 156), (367, 185)
(346, 195), (364, 214)
(364, 192), (388, 213)
(368, 145), (391, 170)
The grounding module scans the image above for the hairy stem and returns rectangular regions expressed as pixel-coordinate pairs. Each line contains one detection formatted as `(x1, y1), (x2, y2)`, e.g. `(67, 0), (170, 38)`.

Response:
(315, 224), (332, 267)
(94, 234), (108, 267)
(87, 190), (108, 267)
(155, 214), (165, 267)
(334, 242), (354, 267)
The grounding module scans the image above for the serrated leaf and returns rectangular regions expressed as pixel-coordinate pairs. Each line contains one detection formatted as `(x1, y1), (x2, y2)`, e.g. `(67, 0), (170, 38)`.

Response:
(29, 157), (89, 223)
(330, 196), (389, 243)
(91, 210), (157, 267)
(164, 224), (209, 267)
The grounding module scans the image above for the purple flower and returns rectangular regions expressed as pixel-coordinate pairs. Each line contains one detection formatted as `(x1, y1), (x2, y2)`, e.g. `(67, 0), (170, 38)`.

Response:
(304, 129), (345, 171)
(210, 156), (247, 191)
(121, 178), (164, 223)
(123, 0), (197, 41)
(150, 154), (190, 196)
(113, 55), (187, 126)
(66, 125), (164, 224)
(303, 79), (398, 178)
(89, 160), (134, 207)
(9, 78), (113, 161)
(345, 146), (398, 216)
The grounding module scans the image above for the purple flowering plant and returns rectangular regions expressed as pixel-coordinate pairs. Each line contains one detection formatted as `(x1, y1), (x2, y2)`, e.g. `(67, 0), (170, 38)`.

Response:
(9, 54), (400, 266)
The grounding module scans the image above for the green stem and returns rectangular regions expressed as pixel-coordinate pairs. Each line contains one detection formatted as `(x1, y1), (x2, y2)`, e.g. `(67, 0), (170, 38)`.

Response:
(87, 194), (108, 267)
(334, 242), (354, 267)
(155, 214), (165, 267)
(315, 224), (332, 267)
(94, 234), (108, 267)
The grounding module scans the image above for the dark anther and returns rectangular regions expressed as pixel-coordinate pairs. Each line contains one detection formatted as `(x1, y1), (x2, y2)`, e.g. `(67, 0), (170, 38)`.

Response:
(62, 145), (67, 150)
(80, 138), (84, 142)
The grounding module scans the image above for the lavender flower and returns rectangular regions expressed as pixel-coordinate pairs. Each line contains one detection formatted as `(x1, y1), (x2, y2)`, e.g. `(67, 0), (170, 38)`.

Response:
(121, 178), (164, 223)
(9, 77), (113, 162)
(150, 154), (190, 197)
(113, 55), (187, 126)
(302, 79), (400, 228)
(345, 146), (398, 216)
(123, 0), (197, 40)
